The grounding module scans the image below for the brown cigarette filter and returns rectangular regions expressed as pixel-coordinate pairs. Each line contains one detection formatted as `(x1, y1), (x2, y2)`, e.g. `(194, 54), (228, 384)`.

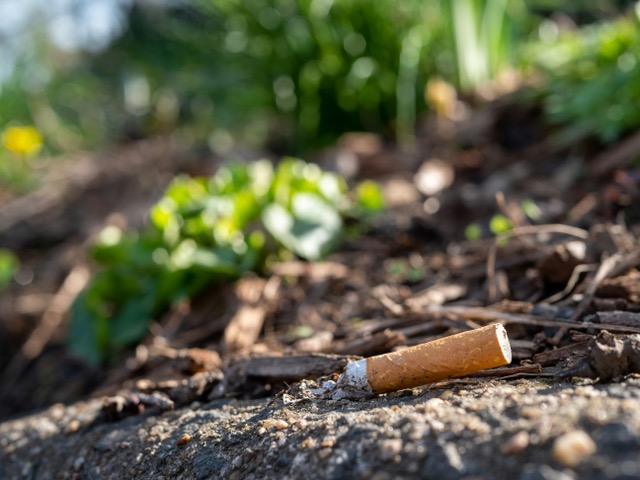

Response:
(365, 323), (511, 394)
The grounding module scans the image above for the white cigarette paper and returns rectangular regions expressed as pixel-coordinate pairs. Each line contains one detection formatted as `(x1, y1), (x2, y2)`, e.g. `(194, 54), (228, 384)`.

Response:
(332, 323), (512, 399)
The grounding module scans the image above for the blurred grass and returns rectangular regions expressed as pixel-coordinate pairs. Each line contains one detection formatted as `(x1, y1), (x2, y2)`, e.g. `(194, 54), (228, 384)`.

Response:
(527, 9), (640, 143)
(0, 0), (530, 161)
(0, 0), (638, 193)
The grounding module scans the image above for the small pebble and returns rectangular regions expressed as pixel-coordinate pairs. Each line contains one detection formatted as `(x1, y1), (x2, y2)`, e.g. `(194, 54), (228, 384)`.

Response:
(301, 437), (316, 449)
(275, 420), (289, 430)
(407, 426), (425, 441)
(521, 406), (543, 420)
(232, 454), (244, 468)
(49, 404), (65, 420)
(317, 447), (333, 460)
(65, 419), (81, 434)
(419, 398), (445, 413)
(320, 436), (336, 448)
(176, 433), (192, 446)
(552, 430), (596, 468)
(502, 431), (529, 455)
(72, 456), (85, 471)
(439, 390), (454, 401)
(379, 438), (402, 461)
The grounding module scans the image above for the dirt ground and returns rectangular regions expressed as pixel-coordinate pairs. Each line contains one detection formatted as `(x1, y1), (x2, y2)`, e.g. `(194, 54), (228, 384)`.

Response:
(2, 94), (640, 478)
(2, 377), (640, 479)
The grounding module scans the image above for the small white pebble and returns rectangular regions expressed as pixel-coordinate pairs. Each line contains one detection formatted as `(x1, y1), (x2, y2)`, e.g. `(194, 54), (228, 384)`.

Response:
(49, 404), (65, 420)
(275, 420), (289, 430)
(232, 454), (243, 469)
(521, 406), (543, 420)
(553, 430), (597, 468)
(318, 448), (332, 460)
(65, 419), (81, 434)
(439, 390), (454, 401)
(379, 438), (403, 461)
(502, 431), (529, 455)
(300, 437), (316, 449)
(72, 456), (85, 471)
(407, 426), (425, 441)
(320, 436), (336, 448)
(419, 398), (445, 413)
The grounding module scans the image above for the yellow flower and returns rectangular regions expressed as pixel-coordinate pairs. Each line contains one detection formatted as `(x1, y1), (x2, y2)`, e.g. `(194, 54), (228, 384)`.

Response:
(1, 125), (43, 156)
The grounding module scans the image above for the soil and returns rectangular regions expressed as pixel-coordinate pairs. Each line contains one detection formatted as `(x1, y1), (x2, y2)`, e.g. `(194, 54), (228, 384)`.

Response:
(3, 94), (640, 478)
(2, 378), (640, 479)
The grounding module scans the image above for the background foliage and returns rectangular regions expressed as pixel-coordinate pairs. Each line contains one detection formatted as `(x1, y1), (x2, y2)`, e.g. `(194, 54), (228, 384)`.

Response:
(529, 12), (640, 143)
(2, 0), (637, 164)
(0, 0), (531, 159)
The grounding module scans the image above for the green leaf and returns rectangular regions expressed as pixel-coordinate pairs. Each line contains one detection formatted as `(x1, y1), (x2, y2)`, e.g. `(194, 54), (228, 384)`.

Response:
(109, 293), (156, 347)
(68, 293), (106, 365)
(521, 199), (542, 221)
(0, 249), (18, 290)
(165, 175), (208, 207)
(262, 192), (342, 260)
(464, 223), (482, 241)
(356, 180), (384, 213)
(489, 214), (512, 235)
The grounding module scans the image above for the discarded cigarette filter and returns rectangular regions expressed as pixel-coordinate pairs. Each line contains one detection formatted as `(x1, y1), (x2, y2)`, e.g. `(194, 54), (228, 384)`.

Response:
(332, 323), (511, 399)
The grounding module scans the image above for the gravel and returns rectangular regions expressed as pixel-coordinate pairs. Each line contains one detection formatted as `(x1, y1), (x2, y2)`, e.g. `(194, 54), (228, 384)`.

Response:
(2, 377), (640, 479)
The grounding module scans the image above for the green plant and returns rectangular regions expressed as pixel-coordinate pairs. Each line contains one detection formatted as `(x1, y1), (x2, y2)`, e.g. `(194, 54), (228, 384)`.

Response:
(108, 0), (442, 150)
(69, 158), (383, 364)
(0, 249), (19, 290)
(489, 214), (513, 235)
(464, 223), (482, 241)
(463, 213), (514, 241)
(443, 0), (523, 92)
(528, 13), (640, 143)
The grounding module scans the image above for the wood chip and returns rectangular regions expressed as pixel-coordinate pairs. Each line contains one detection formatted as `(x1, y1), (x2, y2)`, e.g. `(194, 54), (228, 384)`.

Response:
(244, 353), (358, 381)
(336, 329), (406, 357)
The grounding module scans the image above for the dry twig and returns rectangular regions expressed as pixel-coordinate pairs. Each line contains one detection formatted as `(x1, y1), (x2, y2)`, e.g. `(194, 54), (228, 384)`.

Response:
(0, 265), (90, 399)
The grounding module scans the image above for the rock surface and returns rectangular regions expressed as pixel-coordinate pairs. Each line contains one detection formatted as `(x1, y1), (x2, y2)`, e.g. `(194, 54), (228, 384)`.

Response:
(2, 378), (640, 480)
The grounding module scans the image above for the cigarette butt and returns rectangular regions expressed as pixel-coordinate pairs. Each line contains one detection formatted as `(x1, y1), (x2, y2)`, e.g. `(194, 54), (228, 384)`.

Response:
(334, 323), (511, 398)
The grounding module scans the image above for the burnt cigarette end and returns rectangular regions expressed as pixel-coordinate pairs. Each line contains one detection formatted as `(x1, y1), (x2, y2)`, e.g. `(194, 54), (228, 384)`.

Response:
(333, 323), (512, 398)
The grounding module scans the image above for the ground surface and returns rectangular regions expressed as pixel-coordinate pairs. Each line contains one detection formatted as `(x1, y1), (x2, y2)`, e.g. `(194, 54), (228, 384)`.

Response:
(3, 95), (640, 478)
(2, 378), (640, 479)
